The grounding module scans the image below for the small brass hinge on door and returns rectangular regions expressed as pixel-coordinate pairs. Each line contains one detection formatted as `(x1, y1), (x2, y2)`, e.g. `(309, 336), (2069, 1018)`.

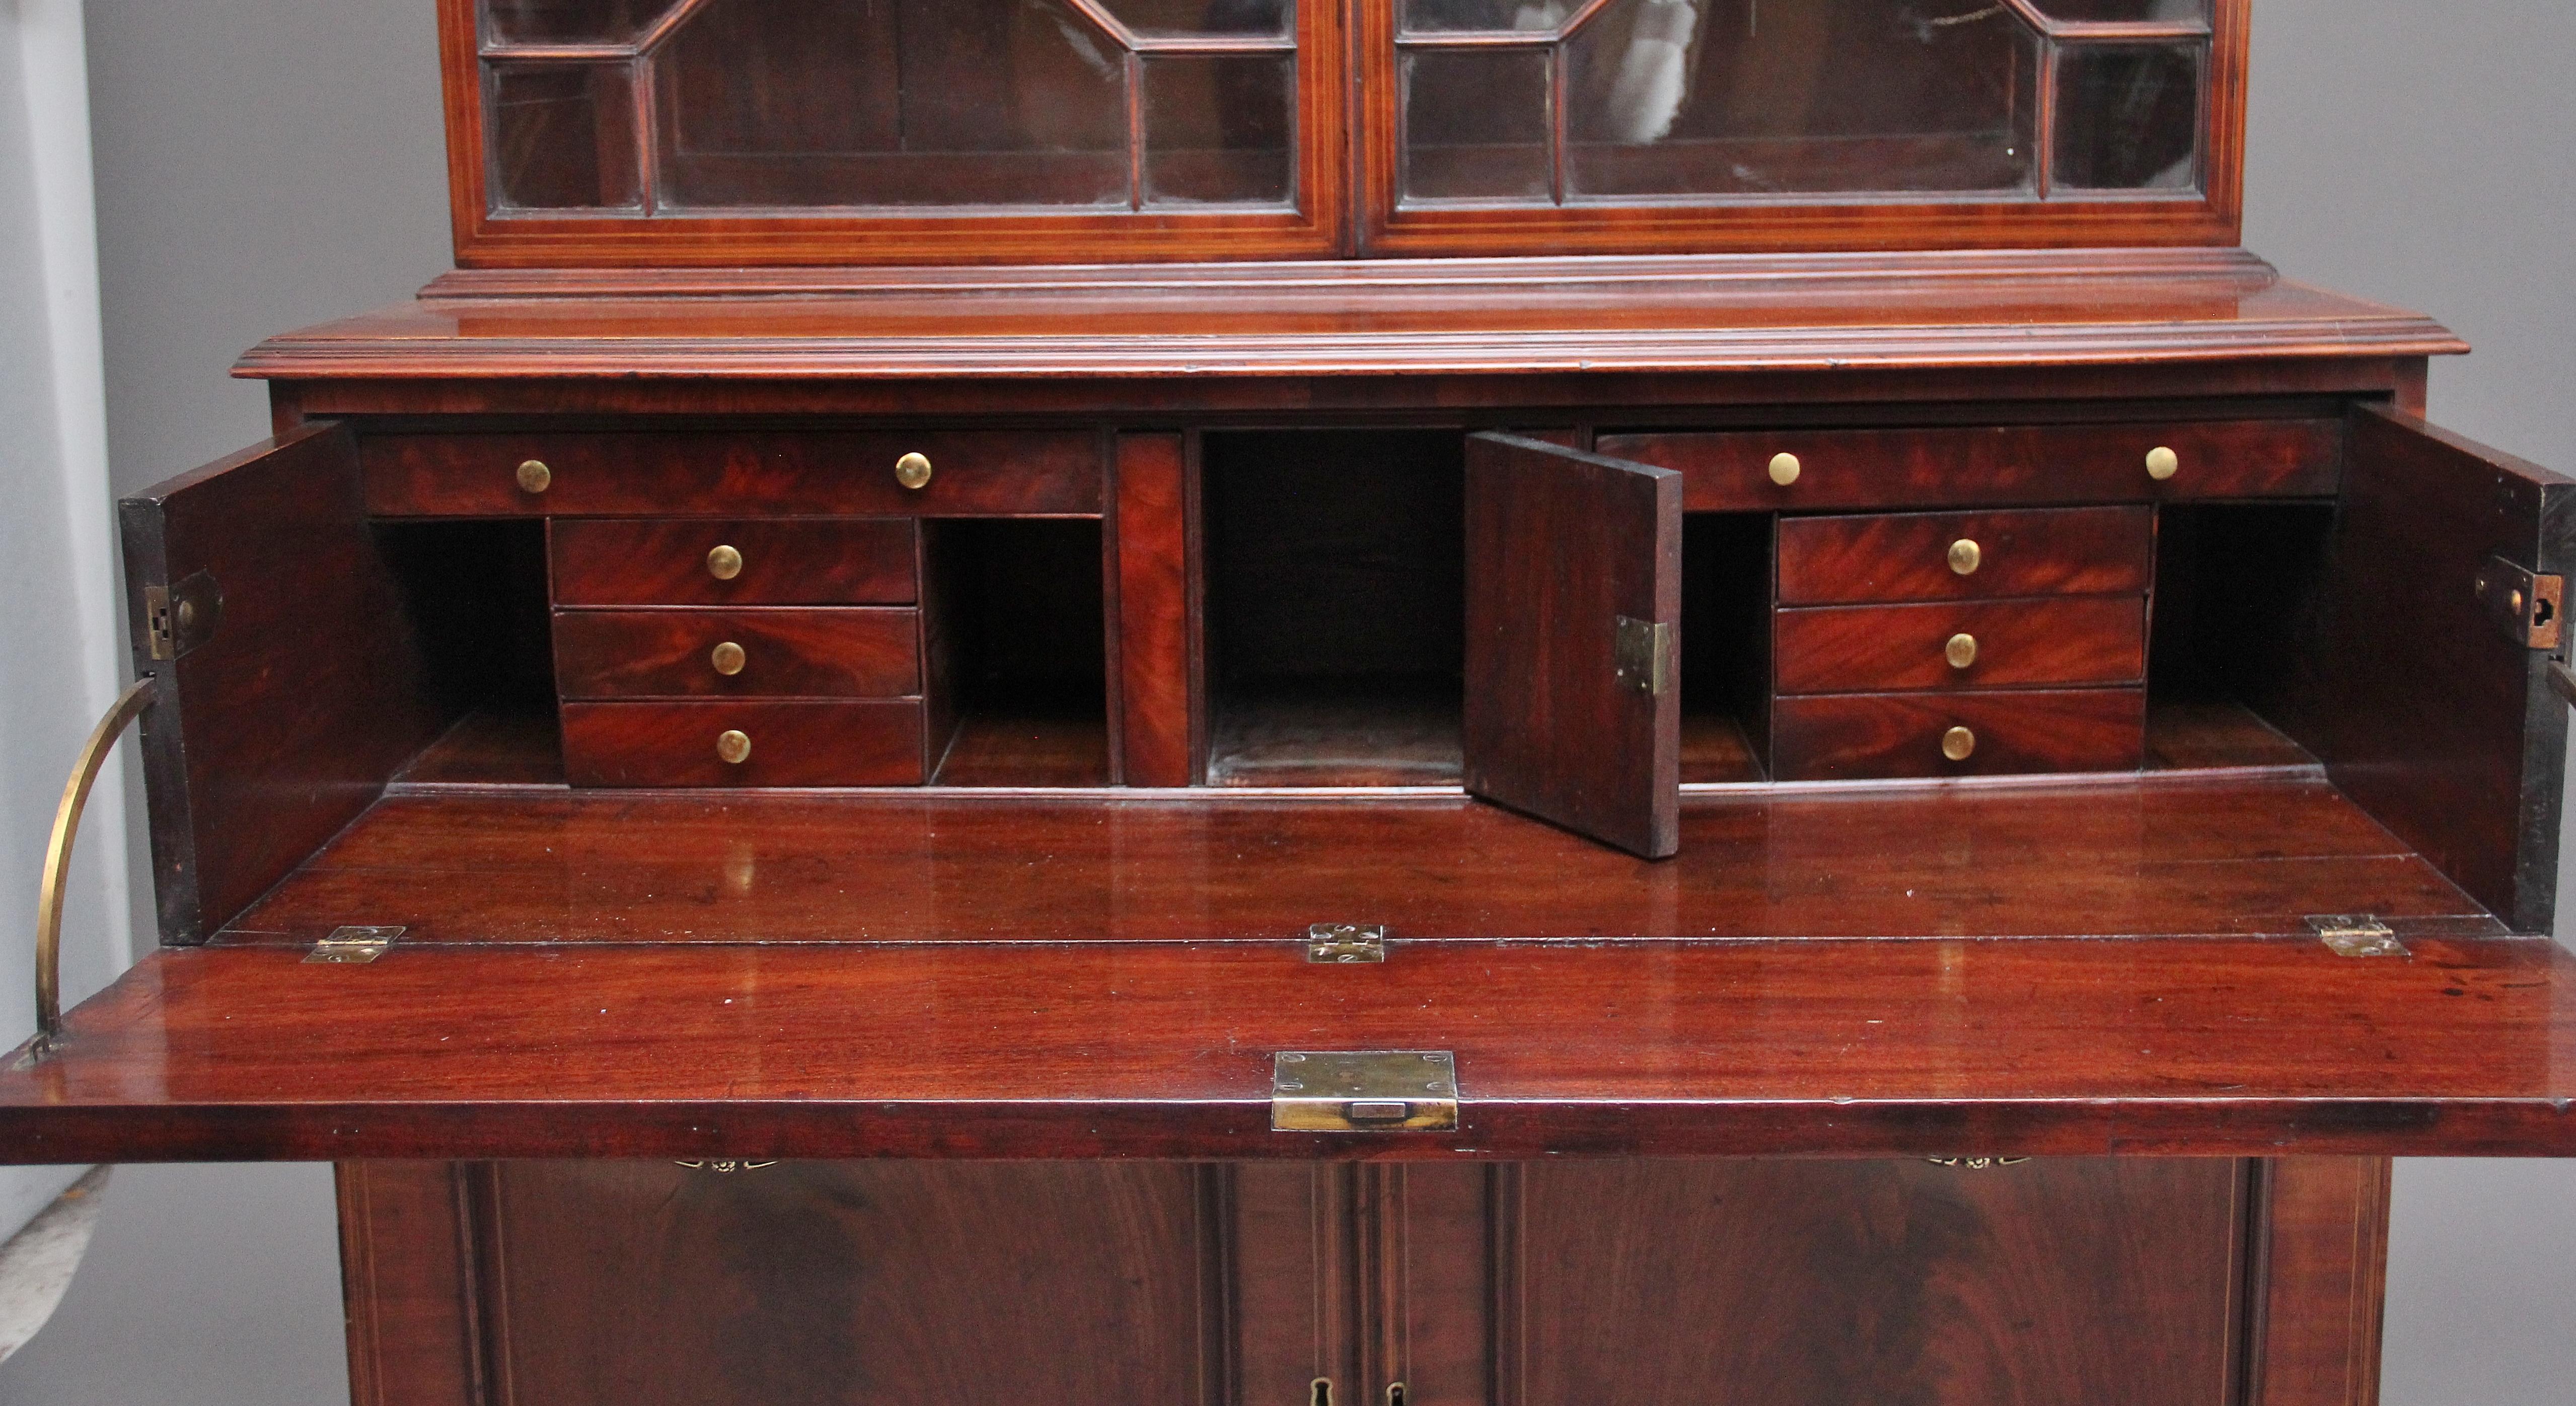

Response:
(1272, 1051), (1458, 1132)
(305, 925), (404, 963)
(1613, 616), (1673, 696)
(2307, 915), (2406, 958)
(143, 570), (223, 662)
(2473, 555), (2562, 649)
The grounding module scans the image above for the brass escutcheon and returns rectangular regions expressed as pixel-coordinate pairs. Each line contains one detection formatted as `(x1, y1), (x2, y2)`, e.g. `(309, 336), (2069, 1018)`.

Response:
(706, 544), (744, 581)
(515, 459), (551, 494)
(896, 451), (933, 490)
(2145, 445), (2180, 481)
(1947, 538), (1981, 576)
(711, 641), (747, 676)
(1945, 632), (1978, 669)
(1942, 725), (1976, 761)
(716, 729), (752, 765)
(1767, 451), (1801, 486)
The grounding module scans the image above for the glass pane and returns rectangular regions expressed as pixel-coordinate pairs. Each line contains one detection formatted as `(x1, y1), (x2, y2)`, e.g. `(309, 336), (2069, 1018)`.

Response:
(2052, 43), (2202, 190)
(484, 0), (676, 46)
(2027, 0), (2208, 20)
(1566, 0), (2039, 198)
(1145, 55), (1295, 206)
(1103, 0), (1293, 37)
(485, 62), (639, 212)
(1402, 48), (1553, 201)
(654, 0), (1130, 210)
(1401, 0), (1568, 33)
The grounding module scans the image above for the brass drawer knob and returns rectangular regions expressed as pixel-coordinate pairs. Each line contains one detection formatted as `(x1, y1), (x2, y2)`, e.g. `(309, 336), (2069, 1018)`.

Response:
(896, 451), (934, 490)
(710, 641), (747, 676)
(1767, 452), (1801, 486)
(1945, 632), (1978, 669)
(1947, 538), (1981, 576)
(2145, 445), (2180, 481)
(516, 459), (552, 494)
(1942, 726), (1977, 762)
(706, 544), (744, 581)
(716, 729), (752, 765)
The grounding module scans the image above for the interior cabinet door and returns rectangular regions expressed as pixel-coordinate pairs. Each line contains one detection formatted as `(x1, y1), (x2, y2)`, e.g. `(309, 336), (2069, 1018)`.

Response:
(2312, 406), (2576, 932)
(119, 422), (447, 943)
(1461, 432), (1682, 858)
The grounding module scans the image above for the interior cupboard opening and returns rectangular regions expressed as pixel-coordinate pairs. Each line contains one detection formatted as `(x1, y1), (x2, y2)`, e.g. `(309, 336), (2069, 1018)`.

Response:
(2141, 501), (2338, 771)
(925, 518), (1112, 786)
(385, 518), (563, 787)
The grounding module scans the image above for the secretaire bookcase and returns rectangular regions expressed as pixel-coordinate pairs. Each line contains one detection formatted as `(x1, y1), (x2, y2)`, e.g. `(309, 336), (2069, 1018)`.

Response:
(8, 3), (2575, 1403)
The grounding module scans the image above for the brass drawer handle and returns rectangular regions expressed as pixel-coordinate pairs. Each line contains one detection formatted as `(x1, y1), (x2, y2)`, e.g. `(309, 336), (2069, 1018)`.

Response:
(1947, 538), (1981, 576)
(1767, 451), (1800, 486)
(24, 678), (156, 1065)
(716, 729), (753, 765)
(706, 544), (743, 581)
(1942, 726), (1977, 761)
(2146, 445), (2180, 481)
(1945, 632), (1978, 669)
(516, 459), (551, 494)
(896, 452), (933, 490)
(711, 641), (747, 676)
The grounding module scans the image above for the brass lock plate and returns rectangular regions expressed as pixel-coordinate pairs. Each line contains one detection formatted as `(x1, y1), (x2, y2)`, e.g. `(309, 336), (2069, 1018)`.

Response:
(2473, 554), (2562, 649)
(143, 570), (224, 662)
(1272, 1051), (1459, 1133)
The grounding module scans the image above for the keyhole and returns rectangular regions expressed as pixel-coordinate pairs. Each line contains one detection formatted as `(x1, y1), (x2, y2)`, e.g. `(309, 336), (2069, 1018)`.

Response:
(2536, 596), (2557, 629)
(1312, 1379), (1334, 1406)
(1386, 1385), (1408, 1406)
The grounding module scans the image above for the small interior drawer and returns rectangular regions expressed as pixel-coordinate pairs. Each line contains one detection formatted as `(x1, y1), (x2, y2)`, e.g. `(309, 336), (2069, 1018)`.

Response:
(554, 608), (921, 699)
(1774, 596), (2146, 694)
(1771, 688), (2147, 781)
(561, 700), (927, 787)
(551, 518), (916, 606)
(1776, 506), (2152, 605)
(1600, 419), (2340, 512)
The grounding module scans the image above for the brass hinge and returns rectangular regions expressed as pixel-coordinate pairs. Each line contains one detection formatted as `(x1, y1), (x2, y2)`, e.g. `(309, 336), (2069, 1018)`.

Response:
(143, 570), (223, 662)
(674, 1160), (778, 1173)
(1613, 616), (1673, 696)
(2308, 915), (2406, 958)
(1272, 1051), (1459, 1133)
(2473, 555), (2561, 649)
(305, 925), (404, 964)
(1925, 1156), (2032, 1170)
(1306, 924), (1387, 963)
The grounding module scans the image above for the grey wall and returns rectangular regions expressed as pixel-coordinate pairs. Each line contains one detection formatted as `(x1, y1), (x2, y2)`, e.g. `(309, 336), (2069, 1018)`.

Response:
(2, 1), (2571, 1401)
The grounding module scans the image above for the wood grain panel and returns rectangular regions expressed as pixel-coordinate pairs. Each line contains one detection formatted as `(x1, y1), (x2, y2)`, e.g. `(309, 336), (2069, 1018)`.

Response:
(337, 1163), (479, 1406)
(1114, 433), (1197, 786)
(549, 518), (916, 606)
(1776, 506), (2154, 605)
(1463, 433), (1681, 859)
(1604, 418), (2340, 512)
(364, 431), (1102, 518)
(553, 608), (919, 698)
(1772, 688), (2147, 781)
(1774, 596), (2146, 694)
(560, 700), (925, 786)
(2245, 1159), (2391, 1406)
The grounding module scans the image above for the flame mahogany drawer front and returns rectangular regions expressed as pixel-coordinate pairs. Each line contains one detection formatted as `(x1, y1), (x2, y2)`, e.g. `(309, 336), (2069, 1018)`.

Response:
(551, 518), (916, 607)
(1599, 419), (2340, 512)
(554, 609), (920, 699)
(362, 431), (1105, 518)
(1776, 506), (2153, 606)
(560, 700), (927, 787)
(1772, 688), (2149, 781)
(1774, 597), (2147, 695)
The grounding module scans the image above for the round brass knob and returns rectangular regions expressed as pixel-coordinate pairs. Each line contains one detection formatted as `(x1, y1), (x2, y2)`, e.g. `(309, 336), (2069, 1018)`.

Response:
(2145, 445), (2180, 481)
(1947, 538), (1982, 576)
(895, 452), (933, 490)
(1768, 452), (1801, 487)
(716, 729), (752, 765)
(706, 544), (743, 581)
(1945, 632), (1978, 670)
(710, 641), (747, 676)
(516, 459), (552, 494)
(1942, 726), (1977, 762)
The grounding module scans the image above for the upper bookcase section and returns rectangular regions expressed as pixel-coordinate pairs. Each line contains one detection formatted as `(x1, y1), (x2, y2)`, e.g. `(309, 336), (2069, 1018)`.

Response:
(443, 0), (2244, 266)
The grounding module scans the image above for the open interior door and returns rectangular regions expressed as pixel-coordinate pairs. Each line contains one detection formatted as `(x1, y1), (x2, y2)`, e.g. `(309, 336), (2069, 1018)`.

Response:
(1462, 432), (1682, 858)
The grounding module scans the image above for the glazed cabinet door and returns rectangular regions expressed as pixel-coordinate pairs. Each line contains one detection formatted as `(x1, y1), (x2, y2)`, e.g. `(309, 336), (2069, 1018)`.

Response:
(1461, 432), (1683, 858)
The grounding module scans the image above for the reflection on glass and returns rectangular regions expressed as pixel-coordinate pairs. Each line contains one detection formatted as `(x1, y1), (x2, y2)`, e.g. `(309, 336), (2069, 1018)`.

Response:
(1103, 0), (1293, 37)
(1145, 55), (1296, 205)
(484, 0), (674, 46)
(2027, 0), (2208, 20)
(1402, 49), (1553, 200)
(486, 62), (639, 211)
(2053, 43), (2201, 190)
(654, 0), (1129, 209)
(1565, 0), (2037, 197)
(1400, 0), (1568, 33)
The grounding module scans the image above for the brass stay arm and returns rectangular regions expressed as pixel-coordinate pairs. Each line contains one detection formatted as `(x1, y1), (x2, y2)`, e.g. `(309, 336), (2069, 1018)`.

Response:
(27, 678), (155, 1063)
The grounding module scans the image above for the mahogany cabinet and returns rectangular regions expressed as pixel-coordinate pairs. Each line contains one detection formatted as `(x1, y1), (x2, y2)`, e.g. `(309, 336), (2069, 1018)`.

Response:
(8, 4), (2576, 1404)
